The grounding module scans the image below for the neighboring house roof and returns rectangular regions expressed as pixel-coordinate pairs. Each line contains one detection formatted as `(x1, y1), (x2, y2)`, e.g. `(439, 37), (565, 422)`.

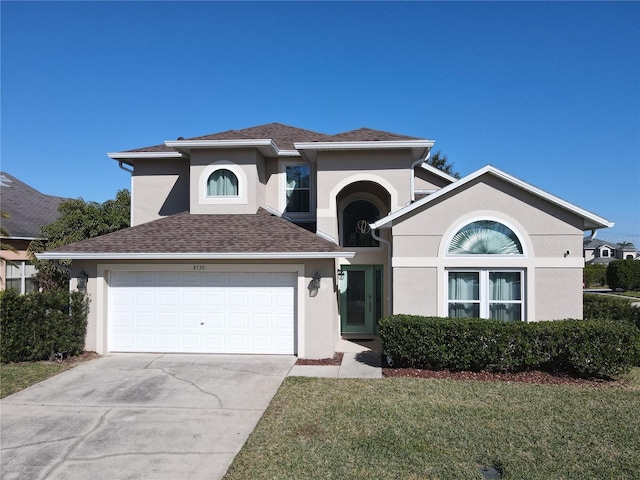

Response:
(109, 122), (435, 162)
(0, 172), (66, 240)
(371, 165), (613, 232)
(583, 238), (615, 250)
(38, 209), (355, 260)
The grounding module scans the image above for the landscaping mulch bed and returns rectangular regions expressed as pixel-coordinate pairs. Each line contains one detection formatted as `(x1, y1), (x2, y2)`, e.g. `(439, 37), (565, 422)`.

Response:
(295, 352), (344, 366)
(56, 351), (100, 365)
(383, 367), (618, 387)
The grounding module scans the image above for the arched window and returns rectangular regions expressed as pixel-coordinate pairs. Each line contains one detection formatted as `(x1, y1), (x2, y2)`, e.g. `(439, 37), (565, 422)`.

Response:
(207, 169), (238, 197)
(342, 200), (380, 247)
(448, 220), (523, 255)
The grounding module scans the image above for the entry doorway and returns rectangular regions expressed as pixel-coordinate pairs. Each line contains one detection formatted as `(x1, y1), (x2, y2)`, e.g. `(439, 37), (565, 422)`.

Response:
(339, 265), (383, 335)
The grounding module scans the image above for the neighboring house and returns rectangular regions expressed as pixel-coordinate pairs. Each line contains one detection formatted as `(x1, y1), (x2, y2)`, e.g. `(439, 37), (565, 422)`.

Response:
(583, 238), (639, 264)
(39, 123), (613, 358)
(0, 172), (66, 293)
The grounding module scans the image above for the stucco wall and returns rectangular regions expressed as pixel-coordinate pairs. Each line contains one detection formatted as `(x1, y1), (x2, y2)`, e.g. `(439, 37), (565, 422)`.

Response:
(73, 258), (339, 359)
(131, 159), (189, 226)
(390, 173), (587, 321)
(189, 149), (265, 215)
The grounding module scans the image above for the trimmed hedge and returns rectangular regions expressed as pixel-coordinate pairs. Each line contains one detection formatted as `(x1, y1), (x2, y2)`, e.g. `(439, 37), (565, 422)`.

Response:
(0, 289), (89, 363)
(583, 264), (607, 288)
(584, 293), (640, 331)
(607, 259), (640, 291)
(379, 315), (640, 378)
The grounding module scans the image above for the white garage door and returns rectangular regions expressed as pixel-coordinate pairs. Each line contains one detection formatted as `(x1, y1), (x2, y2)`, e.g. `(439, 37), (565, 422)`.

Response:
(109, 271), (296, 354)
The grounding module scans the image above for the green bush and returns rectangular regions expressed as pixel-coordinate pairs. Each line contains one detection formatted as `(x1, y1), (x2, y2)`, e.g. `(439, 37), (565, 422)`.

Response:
(584, 293), (640, 330)
(0, 289), (89, 363)
(379, 315), (640, 378)
(583, 264), (607, 287)
(606, 259), (640, 291)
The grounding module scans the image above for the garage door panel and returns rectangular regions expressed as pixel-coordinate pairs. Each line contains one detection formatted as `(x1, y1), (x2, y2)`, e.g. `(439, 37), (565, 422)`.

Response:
(109, 271), (295, 354)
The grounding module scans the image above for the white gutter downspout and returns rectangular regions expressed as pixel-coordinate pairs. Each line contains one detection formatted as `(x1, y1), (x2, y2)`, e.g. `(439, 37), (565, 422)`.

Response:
(410, 148), (432, 203)
(370, 227), (393, 317)
(117, 161), (134, 225)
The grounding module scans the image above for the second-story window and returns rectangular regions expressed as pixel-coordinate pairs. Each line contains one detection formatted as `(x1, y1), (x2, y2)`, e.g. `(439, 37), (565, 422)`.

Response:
(207, 169), (238, 197)
(285, 165), (310, 213)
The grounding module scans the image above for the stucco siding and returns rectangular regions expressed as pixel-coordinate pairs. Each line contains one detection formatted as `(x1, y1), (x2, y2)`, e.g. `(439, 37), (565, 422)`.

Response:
(75, 258), (338, 359)
(189, 149), (262, 215)
(131, 159), (189, 226)
(393, 267), (438, 316)
(535, 268), (583, 320)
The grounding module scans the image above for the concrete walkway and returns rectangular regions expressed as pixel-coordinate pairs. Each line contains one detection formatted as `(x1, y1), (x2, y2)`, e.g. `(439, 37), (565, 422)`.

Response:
(288, 338), (383, 378)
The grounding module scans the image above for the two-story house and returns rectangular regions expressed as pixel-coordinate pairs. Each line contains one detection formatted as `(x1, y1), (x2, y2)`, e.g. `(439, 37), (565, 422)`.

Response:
(39, 123), (613, 358)
(584, 238), (639, 264)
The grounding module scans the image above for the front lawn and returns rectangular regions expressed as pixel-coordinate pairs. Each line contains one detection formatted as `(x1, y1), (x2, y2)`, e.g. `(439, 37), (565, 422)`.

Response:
(225, 371), (640, 480)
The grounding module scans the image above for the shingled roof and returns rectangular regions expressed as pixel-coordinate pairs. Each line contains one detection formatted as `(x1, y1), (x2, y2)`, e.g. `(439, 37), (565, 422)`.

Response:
(121, 122), (426, 155)
(40, 209), (352, 259)
(0, 172), (67, 239)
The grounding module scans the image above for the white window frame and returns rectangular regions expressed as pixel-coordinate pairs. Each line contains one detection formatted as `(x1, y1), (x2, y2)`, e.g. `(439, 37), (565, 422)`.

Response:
(280, 161), (314, 218)
(199, 162), (247, 205)
(5, 260), (37, 294)
(447, 268), (525, 321)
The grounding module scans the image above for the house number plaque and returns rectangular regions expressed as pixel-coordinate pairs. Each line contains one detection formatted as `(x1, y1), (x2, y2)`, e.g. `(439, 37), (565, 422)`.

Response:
(193, 265), (206, 271)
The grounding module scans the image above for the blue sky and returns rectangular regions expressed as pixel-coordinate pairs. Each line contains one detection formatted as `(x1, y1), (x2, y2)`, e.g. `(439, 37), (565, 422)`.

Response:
(2, 1), (639, 243)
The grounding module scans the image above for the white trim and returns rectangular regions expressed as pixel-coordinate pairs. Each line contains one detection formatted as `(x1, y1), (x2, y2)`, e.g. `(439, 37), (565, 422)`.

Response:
(371, 165), (613, 231)
(418, 162), (458, 184)
(294, 140), (435, 150)
(108, 152), (184, 159)
(38, 251), (356, 260)
(442, 215), (529, 258)
(198, 161), (247, 205)
(164, 139), (302, 158)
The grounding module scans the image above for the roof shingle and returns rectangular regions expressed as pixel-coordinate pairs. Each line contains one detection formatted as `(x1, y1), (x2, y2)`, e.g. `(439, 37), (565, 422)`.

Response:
(45, 209), (346, 256)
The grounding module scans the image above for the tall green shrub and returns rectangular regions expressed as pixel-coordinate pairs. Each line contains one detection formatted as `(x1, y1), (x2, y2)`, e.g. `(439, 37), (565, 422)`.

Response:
(0, 289), (89, 363)
(584, 293), (640, 330)
(606, 260), (640, 291)
(583, 264), (607, 287)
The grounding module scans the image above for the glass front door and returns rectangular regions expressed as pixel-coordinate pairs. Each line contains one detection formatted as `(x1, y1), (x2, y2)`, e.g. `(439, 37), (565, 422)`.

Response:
(340, 265), (382, 334)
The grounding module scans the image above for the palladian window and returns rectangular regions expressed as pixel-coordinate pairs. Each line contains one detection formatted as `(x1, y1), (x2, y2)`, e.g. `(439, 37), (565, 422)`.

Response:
(207, 169), (238, 196)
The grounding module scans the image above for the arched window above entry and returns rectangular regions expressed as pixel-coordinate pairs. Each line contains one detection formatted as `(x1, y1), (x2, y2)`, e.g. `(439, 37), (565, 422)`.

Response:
(448, 220), (523, 255)
(207, 169), (238, 197)
(342, 200), (380, 247)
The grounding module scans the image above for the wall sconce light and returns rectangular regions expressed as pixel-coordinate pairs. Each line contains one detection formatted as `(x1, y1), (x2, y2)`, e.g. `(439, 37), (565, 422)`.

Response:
(337, 269), (345, 280)
(312, 273), (321, 289)
(564, 250), (571, 258)
(77, 271), (89, 291)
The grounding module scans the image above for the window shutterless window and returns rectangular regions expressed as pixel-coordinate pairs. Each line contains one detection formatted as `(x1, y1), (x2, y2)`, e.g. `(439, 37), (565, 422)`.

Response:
(285, 165), (310, 213)
(207, 169), (238, 197)
(5, 261), (37, 294)
(448, 269), (523, 321)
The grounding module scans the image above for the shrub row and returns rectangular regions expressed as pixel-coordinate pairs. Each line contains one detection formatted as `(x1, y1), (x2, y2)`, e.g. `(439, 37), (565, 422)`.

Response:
(379, 315), (640, 378)
(0, 289), (89, 363)
(584, 293), (640, 331)
(607, 259), (640, 291)
(583, 264), (607, 288)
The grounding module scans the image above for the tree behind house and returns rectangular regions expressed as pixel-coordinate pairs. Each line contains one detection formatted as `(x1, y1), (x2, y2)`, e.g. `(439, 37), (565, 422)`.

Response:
(28, 189), (131, 290)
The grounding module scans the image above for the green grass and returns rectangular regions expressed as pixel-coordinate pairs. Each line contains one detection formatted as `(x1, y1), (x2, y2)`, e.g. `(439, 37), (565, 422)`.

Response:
(225, 371), (640, 480)
(0, 361), (75, 398)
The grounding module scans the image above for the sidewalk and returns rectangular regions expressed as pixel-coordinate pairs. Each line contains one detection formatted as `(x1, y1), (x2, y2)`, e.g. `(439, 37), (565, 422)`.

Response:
(288, 338), (382, 379)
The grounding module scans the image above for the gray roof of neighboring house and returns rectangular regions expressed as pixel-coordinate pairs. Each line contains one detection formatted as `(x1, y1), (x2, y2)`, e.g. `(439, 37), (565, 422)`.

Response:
(42, 209), (348, 257)
(0, 172), (67, 239)
(123, 122), (425, 154)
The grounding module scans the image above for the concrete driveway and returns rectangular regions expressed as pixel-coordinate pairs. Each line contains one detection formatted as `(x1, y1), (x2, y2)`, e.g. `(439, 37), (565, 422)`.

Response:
(1, 353), (296, 480)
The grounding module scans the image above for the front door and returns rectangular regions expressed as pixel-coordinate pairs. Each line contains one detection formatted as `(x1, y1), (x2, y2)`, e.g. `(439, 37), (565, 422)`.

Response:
(339, 265), (383, 334)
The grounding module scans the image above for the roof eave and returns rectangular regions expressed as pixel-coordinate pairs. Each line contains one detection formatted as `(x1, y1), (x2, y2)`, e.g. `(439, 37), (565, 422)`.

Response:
(371, 164), (613, 231)
(163, 139), (301, 158)
(36, 251), (356, 261)
(294, 140), (434, 162)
